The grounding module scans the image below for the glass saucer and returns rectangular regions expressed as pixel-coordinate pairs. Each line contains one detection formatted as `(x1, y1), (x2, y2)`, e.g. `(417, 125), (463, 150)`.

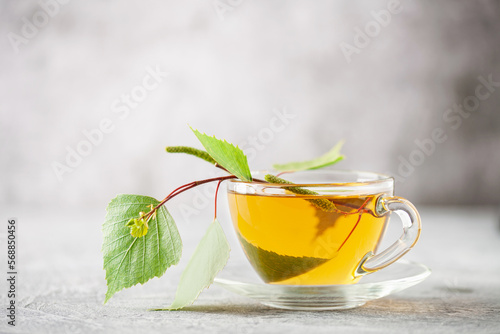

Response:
(214, 260), (431, 310)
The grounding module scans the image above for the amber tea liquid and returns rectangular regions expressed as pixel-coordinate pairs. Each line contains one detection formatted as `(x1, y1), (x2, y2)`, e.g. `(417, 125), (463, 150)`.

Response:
(228, 191), (389, 285)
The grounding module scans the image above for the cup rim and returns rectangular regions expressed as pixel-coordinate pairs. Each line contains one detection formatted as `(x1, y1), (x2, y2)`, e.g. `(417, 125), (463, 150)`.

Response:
(228, 169), (394, 188)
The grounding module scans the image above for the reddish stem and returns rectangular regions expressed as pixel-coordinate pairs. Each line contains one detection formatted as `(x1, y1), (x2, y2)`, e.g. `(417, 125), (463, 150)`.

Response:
(336, 197), (371, 252)
(337, 213), (362, 252)
(213, 179), (223, 220)
(142, 175), (237, 220)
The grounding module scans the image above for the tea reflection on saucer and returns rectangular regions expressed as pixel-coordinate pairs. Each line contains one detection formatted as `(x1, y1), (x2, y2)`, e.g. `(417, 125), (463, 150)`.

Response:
(214, 260), (431, 311)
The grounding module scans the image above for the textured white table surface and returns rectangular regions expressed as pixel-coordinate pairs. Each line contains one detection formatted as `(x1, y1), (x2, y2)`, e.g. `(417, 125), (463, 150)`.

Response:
(1, 206), (499, 334)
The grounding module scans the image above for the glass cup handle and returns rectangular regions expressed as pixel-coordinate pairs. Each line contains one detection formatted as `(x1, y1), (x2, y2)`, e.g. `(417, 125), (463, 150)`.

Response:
(356, 196), (422, 276)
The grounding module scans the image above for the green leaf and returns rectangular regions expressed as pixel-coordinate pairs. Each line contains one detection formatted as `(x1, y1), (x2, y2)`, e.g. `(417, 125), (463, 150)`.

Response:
(273, 141), (345, 172)
(237, 234), (329, 283)
(191, 128), (252, 182)
(102, 194), (182, 303)
(165, 218), (230, 310)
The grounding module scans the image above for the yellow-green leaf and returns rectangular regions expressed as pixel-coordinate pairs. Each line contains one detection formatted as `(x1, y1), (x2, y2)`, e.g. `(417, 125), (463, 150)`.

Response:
(164, 218), (230, 310)
(273, 141), (345, 172)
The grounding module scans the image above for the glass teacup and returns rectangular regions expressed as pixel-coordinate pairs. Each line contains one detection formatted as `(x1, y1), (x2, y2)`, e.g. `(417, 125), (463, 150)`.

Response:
(227, 170), (421, 285)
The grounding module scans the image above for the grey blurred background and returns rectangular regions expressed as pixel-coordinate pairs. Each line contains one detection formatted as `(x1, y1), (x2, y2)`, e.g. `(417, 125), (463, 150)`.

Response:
(1, 0), (500, 211)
